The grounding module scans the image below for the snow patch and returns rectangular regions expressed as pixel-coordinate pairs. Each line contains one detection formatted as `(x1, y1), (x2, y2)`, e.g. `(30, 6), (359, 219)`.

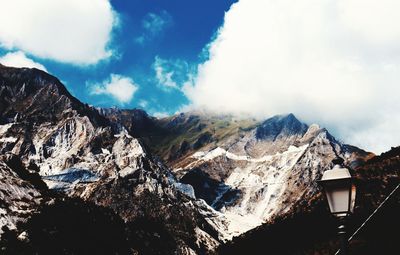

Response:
(223, 211), (264, 238)
(0, 136), (17, 143)
(0, 123), (13, 136)
(192, 145), (307, 163)
(190, 144), (310, 239)
(101, 148), (111, 154)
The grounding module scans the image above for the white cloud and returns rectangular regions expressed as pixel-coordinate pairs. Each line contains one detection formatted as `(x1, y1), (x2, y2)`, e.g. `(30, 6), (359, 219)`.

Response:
(0, 0), (118, 65)
(90, 74), (138, 104)
(154, 57), (179, 90)
(0, 51), (47, 71)
(152, 111), (169, 119)
(153, 56), (195, 91)
(135, 11), (172, 44)
(184, 0), (400, 153)
(138, 100), (149, 108)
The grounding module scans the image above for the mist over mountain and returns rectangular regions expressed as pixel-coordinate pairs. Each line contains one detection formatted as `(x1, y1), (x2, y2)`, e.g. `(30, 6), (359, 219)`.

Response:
(0, 65), (398, 254)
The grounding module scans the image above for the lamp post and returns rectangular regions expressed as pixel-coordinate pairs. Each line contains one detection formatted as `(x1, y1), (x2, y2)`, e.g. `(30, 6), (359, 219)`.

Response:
(319, 164), (356, 255)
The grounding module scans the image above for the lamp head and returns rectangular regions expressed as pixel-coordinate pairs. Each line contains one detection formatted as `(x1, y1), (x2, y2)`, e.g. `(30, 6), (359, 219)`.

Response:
(319, 165), (356, 217)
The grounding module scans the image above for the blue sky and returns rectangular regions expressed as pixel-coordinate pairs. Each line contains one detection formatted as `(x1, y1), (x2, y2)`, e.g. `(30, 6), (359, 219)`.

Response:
(0, 0), (236, 116)
(1, 0), (400, 153)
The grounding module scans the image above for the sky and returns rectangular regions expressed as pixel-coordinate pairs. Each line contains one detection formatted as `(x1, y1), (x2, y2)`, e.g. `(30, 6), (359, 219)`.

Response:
(0, 0), (399, 153)
(0, 0), (235, 116)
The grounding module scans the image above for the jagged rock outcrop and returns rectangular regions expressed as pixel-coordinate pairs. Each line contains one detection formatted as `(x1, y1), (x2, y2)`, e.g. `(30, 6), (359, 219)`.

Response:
(0, 64), (377, 253)
(219, 146), (400, 255)
(0, 153), (46, 236)
(108, 111), (371, 239)
(0, 65), (220, 254)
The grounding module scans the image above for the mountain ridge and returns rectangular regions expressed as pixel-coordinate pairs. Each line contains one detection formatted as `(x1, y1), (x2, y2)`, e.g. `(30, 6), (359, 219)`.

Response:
(1, 65), (385, 254)
(0, 64), (222, 254)
(98, 106), (372, 238)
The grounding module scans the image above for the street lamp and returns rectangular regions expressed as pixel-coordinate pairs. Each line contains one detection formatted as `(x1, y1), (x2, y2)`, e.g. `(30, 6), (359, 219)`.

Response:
(319, 164), (356, 255)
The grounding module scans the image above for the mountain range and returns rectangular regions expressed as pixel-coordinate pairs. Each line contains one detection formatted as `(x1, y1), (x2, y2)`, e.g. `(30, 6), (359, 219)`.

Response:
(0, 64), (398, 254)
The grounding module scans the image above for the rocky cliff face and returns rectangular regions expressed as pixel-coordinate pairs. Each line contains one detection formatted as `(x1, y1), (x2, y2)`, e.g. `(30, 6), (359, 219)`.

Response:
(0, 154), (45, 236)
(179, 118), (369, 238)
(219, 146), (400, 255)
(0, 65), (377, 253)
(0, 65), (220, 254)
(101, 110), (371, 239)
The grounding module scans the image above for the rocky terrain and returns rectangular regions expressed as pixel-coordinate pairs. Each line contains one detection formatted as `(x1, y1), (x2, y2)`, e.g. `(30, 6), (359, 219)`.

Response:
(0, 153), (46, 236)
(218, 146), (400, 254)
(102, 109), (371, 238)
(1, 64), (396, 254)
(0, 64), (221, 254)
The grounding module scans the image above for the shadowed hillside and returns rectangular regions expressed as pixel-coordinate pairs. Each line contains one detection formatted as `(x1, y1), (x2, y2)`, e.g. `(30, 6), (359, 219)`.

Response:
(218, 146), (400, 254)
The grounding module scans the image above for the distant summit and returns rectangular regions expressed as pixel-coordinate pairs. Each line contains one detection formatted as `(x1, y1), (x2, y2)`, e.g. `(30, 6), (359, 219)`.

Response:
(255, 113), (308, 140)
(0, 65), (377, 253)
(108, 110), (371, 239)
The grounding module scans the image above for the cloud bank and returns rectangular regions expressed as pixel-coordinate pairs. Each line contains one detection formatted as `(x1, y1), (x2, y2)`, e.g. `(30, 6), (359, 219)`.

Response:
(90, 74), (138, 104)
(184, 0), (400, 153)
(0, 0), (118, 65)
(0, 51), (47, 71)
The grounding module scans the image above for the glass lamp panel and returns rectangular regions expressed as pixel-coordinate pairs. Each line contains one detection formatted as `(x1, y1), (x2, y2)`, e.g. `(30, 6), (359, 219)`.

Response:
(350, 184), (356, 213)
(325, 186), (350, 215)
